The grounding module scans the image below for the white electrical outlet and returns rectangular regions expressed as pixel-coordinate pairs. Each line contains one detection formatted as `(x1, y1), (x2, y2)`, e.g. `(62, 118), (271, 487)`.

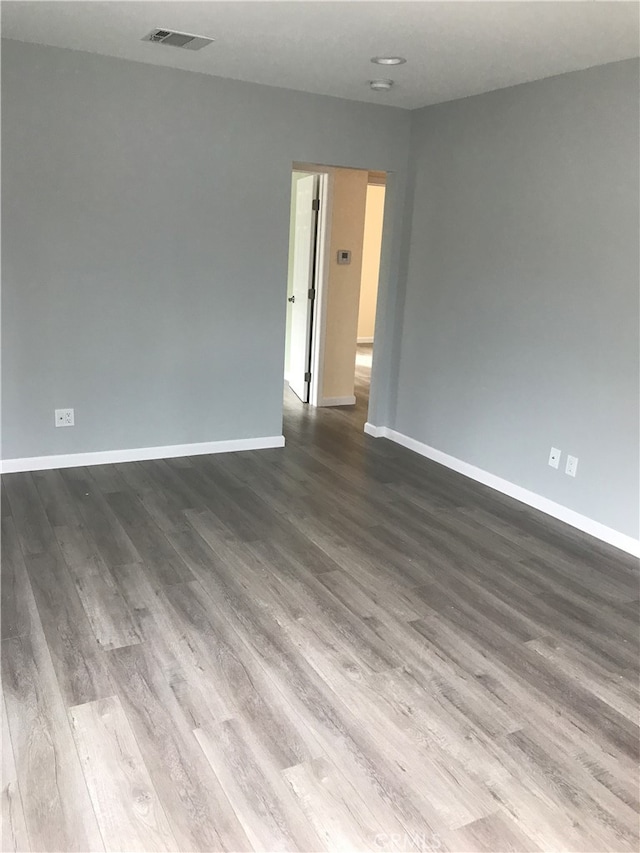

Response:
(565, 455), (578, 477)
(55, 408), (74, 427)
(548, 447), (561, 469)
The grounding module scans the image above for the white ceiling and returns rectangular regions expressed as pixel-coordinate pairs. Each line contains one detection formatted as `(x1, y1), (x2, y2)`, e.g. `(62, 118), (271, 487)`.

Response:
(2, 1), (638, 109)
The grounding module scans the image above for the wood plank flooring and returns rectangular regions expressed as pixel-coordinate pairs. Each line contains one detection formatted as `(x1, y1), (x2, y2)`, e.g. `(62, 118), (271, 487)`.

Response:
(2, 346), (639, 852)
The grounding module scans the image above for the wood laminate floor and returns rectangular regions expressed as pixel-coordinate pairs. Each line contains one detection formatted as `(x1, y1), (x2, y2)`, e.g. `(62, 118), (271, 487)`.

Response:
(2, 346), (639, 852)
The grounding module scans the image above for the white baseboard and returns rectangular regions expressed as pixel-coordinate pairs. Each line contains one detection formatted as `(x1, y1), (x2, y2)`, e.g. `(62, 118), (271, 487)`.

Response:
(320, 396), (356, 407)
(357, 337), (374, 344)
(364, 421), (385, 438)
(364, 424), (640, 558)
(0, 435), (286, 474)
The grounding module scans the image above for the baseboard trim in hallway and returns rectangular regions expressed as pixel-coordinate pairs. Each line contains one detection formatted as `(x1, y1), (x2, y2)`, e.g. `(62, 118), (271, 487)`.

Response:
(0, 434), (286, 474)
(320, 395), (357, 407)
(364, 423), (640, 557)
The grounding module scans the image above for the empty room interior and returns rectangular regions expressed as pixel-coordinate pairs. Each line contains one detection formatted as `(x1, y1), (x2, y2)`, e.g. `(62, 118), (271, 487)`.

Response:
(1, 2), (639, 852)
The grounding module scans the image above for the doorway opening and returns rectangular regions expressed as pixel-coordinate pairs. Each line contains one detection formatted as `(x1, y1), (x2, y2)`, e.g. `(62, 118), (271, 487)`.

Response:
(283, 165), (386, 423)
(355, 172), (386, 416)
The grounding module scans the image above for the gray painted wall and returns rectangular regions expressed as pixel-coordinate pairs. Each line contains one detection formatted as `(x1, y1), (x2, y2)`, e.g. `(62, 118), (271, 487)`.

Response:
(3, 40), (637, 540)
(393, 60), (639, 538)
(1, 39), (410, 458)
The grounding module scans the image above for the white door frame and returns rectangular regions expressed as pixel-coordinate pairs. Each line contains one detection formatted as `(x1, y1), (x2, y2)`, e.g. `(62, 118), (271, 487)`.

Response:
(287, 173), (320, 403)
(291, 162), (333, 408)
(308, 170), (332, 408)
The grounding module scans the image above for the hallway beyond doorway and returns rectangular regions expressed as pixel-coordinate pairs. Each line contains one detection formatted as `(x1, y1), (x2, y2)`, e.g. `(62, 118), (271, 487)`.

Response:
(284, 166), (385, 413)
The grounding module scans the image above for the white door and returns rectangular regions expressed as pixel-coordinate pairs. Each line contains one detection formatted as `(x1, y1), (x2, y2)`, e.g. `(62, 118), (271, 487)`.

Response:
(288, 174), (319, 402)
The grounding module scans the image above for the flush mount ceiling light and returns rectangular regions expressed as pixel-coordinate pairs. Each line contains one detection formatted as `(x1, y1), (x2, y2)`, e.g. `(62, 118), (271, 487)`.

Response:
(371, 56), (407, 66)
(369, 79), (394, 92)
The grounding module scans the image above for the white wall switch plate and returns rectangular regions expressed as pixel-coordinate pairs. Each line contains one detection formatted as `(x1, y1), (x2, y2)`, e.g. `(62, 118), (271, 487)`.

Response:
(548, 447), (561, 469)
(55, 408), (74, 427)
(565, 455), (578, 477)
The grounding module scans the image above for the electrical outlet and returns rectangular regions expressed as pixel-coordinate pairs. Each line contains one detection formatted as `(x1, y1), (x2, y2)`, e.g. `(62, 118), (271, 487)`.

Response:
(548, 447), (561, 469)
(565, 455), (578, 477)
(55, 408), (74, 427)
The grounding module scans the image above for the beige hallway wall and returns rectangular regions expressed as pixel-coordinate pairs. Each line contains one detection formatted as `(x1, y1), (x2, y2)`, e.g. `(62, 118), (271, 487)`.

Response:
(321, 168), (369, 403)
(357, 184), (386, 342)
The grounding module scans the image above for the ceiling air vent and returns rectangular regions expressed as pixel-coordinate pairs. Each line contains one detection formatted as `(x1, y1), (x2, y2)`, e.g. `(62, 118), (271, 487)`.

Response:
(142, 29), (214, 51)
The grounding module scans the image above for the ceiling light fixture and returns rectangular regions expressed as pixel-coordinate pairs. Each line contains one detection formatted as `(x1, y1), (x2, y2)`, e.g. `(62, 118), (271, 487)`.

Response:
(371, 56), (406, 66)
(369, 79), (394, 92)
